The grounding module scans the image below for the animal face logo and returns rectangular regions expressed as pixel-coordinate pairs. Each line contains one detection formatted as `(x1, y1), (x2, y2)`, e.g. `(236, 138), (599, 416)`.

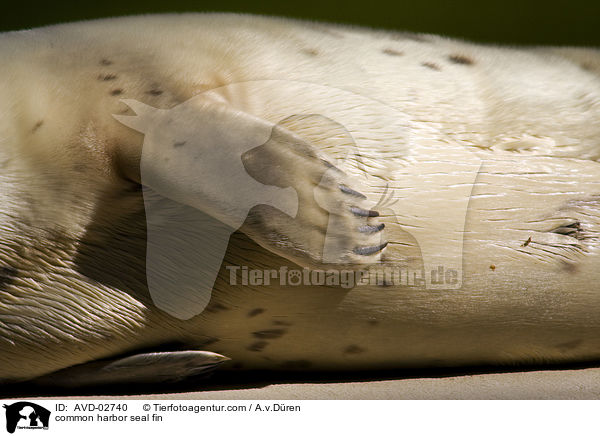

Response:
(3, 402), (50, 434)
(113, 80), (482, 319)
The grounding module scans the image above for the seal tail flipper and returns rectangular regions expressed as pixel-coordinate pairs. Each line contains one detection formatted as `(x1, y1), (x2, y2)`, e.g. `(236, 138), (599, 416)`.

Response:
(30, 351), (230, 388)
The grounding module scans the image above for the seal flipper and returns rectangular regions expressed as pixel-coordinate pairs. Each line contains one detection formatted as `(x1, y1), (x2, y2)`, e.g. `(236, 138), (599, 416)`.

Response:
(31, 351), (229, 388)
(113, 94), (387, 272)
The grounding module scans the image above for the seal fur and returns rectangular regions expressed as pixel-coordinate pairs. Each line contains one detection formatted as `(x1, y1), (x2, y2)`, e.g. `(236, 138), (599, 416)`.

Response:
(0, 13), (599, 384)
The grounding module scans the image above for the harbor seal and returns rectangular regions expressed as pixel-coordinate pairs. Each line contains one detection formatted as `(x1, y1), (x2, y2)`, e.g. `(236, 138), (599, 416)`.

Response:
(0, 13), (599, 387)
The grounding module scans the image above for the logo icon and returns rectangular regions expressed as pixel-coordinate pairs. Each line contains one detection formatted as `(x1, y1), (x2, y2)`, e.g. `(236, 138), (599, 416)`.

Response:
(3, 402), (50, 434)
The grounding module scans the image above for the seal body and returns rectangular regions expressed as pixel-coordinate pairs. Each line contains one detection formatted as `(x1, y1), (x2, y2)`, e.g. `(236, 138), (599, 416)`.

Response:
(1, 13), (600, 383)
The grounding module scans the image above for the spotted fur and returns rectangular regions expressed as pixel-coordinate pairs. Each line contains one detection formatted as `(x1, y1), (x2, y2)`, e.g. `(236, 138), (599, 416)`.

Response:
(0, 13), (600, 384)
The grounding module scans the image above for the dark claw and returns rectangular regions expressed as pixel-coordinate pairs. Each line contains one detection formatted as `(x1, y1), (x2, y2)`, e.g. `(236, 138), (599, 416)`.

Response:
(350, 206), (379, 217)
(321, 159), (344, 173)
(358, 223), (385, 234)
(353, 242), (388, 256)
(339, 184), (367, 199)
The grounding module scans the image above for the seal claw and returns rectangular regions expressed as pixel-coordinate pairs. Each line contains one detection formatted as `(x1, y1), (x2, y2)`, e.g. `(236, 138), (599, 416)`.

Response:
(353, 241), (388, 256)
(358, 223), (385, 234)
(350, 206), (380, 217)
(339, 184), (368, 199)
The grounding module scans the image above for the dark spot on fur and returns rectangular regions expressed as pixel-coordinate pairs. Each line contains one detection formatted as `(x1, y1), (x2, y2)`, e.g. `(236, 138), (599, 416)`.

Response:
(200, 337), (220, 346)
(273, 320), (292, 326)
(344, 345), (366, 354)
(31, 120), (44, 133)
(389, 32), (430, 43)
(304, 23), (344, 38)
(127, 183), (142, 193)
(448, 54), (474, 65)
(99, 59), (113, 66)
(280, 360), (312, 369)
(0, 266), (17, 289)
(248, 308), (265, 317)
(367, 319), (379, 326)
(521, 236), (532, 247)
(489, 264), (496, 271)
(98, 74), (117, 81)
(301, 48), (319, 56)
(247, 341), (268, 352)
(173, 141), (186, 148)
(110, 89), (123, 96)
(205, 302), (229, 313)
(421, 62), (441, 71)
(252, 329), (286, 340)
(561, 261), (578, 274)
(382, 48), (404, 56)
(581, 62), (593, 72)
(556, 339), (582, 352)
(147, 89), (163, 96)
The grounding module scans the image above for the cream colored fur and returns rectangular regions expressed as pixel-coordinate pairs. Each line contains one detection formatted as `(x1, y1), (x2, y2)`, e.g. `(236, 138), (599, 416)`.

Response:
(0, 13), (599, 382)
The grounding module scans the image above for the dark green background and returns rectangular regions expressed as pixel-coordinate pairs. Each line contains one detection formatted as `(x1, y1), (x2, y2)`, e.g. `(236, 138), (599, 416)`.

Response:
(1, 0), (599, 46)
